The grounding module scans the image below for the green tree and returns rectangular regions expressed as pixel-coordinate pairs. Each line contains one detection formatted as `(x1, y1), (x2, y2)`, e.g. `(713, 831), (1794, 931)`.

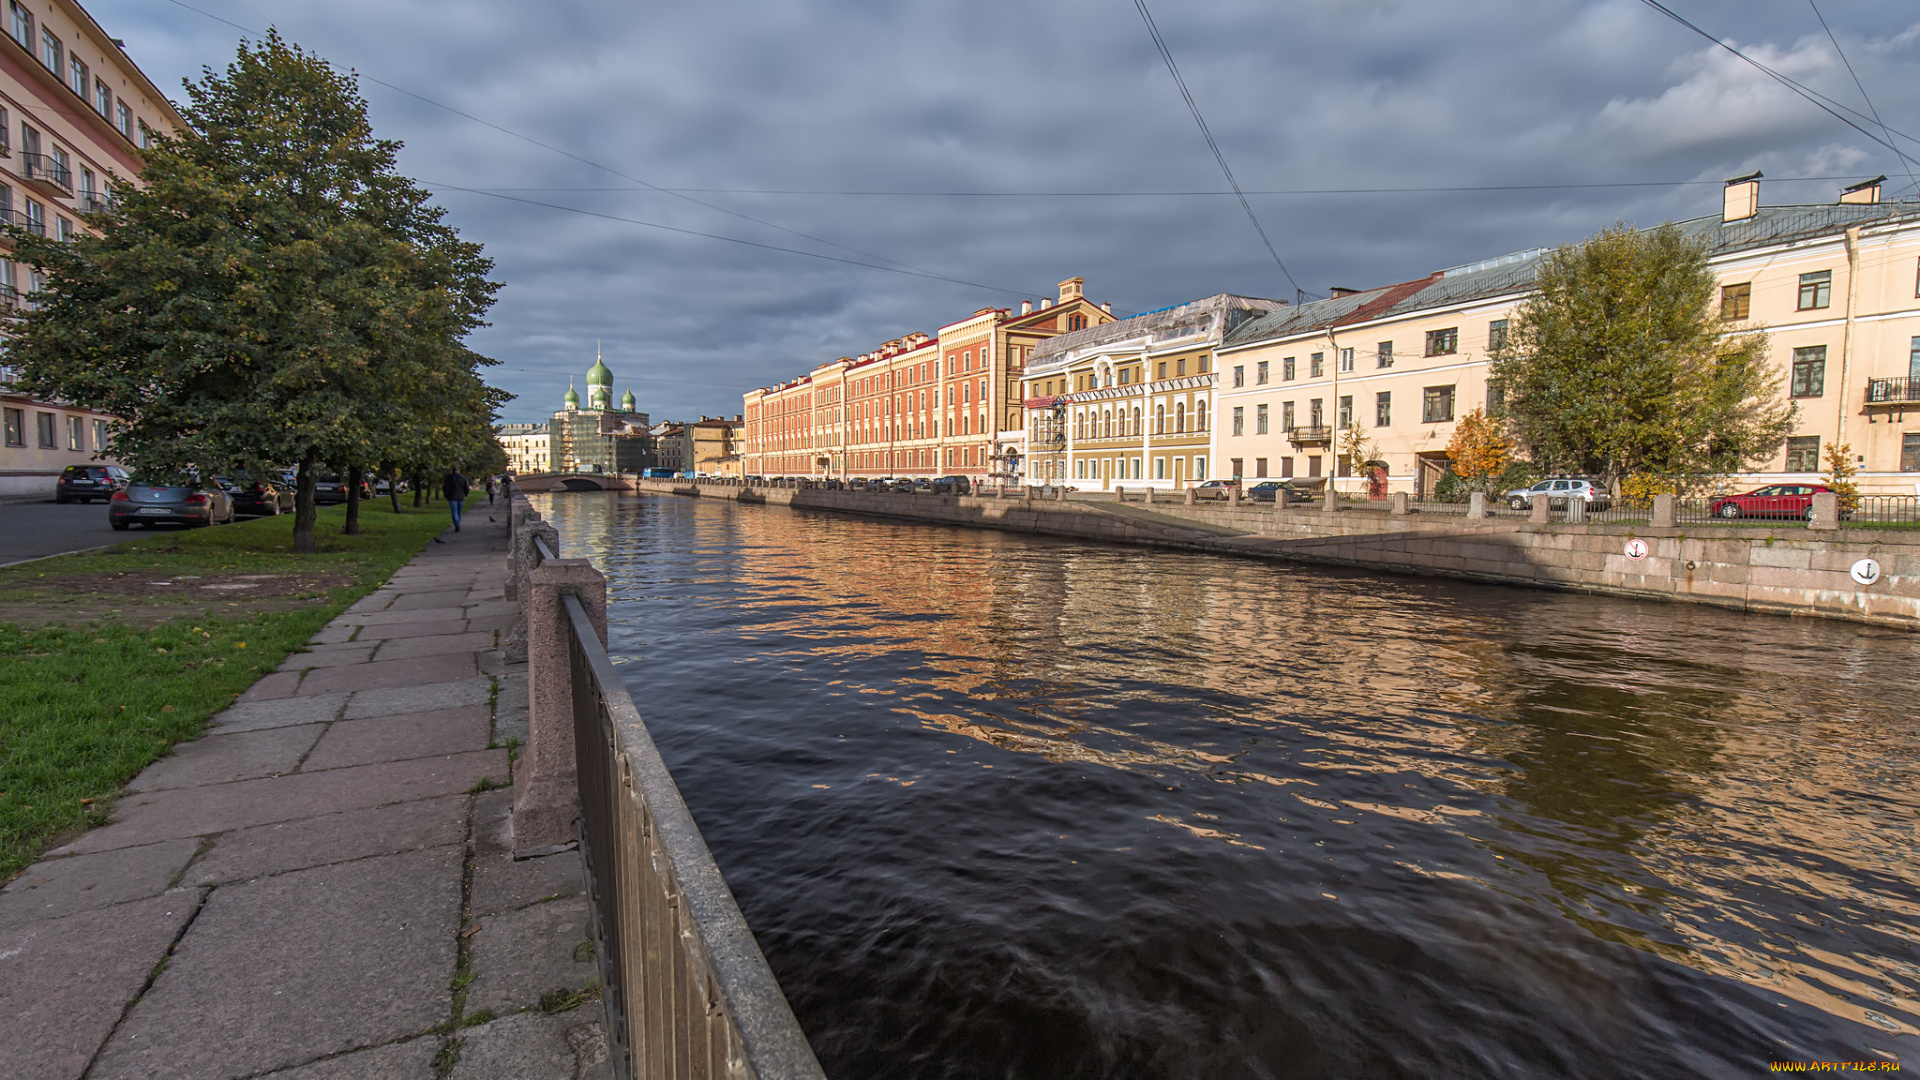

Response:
(7, 32), (503, 552)
(1490, 222), (1794, 492)
(1444, 407), (1515, 492)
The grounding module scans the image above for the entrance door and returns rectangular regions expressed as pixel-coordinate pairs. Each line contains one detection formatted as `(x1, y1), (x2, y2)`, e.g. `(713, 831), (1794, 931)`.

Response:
(1415, 453), (1452, 498)
(1367, 466), (1388, 499)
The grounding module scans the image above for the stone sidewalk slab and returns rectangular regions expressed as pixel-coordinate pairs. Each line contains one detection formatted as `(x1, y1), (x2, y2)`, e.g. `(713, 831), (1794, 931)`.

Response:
(296, 651), (477, 695)
(277, 643), (377, 671)
(452, 1011), (612, 1080)
(0, 890), (204, 1080)
(209, 691), (349, 733)
(302, 705), (492, 772)
(258, 1036), (440, 1079)
(465, 896), (595, 1017)
(373, 630), (498, 662)
(126, 724), (324, 791)
(56, 750), (507, 854)
(0, 838), (198, 928)
(343, 606), (475, 627)
(183, 792), (469, 888)
(91, 847), (463, 1080)
(344, 678), (493, 720)
(352, 618), (469, 641)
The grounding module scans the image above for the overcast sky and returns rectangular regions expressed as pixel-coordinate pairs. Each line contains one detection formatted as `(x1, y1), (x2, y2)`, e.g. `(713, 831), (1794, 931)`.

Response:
(87, 0), (1920, 423)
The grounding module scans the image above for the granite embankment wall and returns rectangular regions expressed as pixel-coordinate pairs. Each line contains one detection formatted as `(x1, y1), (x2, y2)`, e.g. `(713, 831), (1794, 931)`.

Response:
(634, 479), (1920, 628)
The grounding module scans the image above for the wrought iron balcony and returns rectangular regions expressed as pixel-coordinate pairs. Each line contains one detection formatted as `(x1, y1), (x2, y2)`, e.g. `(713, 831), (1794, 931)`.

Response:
(1865, 377), (1920, 405)
(1286, 424), (1332, 446)
(76, 191), (110, 214)
(20, 152), (73, 196)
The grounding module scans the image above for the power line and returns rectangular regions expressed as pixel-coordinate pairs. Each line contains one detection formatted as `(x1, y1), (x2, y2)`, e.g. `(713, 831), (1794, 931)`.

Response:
(427, 175), (1876, 197)
(1130, 0), (1304, 300)
(1805, 0), (1918, 197)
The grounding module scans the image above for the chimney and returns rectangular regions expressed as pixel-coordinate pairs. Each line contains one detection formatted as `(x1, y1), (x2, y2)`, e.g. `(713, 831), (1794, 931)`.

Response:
(1101, 302), (1112, 314)
(1058, 277), (1085, 303)
(1329, 286), (1359, 298)
(1722, 170), (1762, 222)
(1840, 175), (1885, 205)
(1040, 297), (1053, 309)
(1021, 300), (1032, 315)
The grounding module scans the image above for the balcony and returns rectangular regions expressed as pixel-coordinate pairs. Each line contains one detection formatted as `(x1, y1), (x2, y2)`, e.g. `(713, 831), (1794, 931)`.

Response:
(75, 191), (110, 215)
(1286, 424), (1333, 446)
(19, 152), (73, 197)
(1865, 377), (1920, 405)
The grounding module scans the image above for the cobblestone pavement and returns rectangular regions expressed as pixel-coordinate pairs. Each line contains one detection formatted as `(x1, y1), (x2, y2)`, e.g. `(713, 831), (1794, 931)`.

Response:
(0, 508), (610, 1080)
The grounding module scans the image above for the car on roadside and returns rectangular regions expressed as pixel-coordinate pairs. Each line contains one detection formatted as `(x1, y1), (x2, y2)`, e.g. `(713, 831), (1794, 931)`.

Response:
(1504, 478), (1611, 511)
(109, 479), (235, 529)
(217, 475), (293, 516)
(55, 464), (130, 503)
(1246, 478), (1322, 503)
(1707, 484), (1833, 520)
(1190, 479), (1239, 500)
(312, 474), (371, 505)
(931, 475), (972, 496)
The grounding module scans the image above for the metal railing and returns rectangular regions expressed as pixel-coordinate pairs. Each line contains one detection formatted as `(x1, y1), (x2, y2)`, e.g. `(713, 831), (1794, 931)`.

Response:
(1285, 424), (1332, 445)
(20, 152), (72, 192)
(1849, 494), (1920, 526)
(1865, 377), (1920, 405)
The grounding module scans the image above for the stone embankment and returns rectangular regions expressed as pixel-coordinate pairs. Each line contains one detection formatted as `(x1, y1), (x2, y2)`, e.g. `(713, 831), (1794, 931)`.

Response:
(638, 478), (1920, 629)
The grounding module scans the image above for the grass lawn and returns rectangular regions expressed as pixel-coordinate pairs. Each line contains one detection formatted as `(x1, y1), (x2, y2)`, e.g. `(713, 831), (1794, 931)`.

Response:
(0, 501), (458, 882)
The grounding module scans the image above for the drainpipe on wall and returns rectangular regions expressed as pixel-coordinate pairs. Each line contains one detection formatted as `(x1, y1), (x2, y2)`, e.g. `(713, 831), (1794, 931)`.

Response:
(1838, 226), (1861, 454)
(1325, 327), (1341, 494)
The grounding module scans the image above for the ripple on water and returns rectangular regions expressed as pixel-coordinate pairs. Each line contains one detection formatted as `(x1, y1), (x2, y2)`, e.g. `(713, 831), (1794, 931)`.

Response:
(538, 492), (1920, 1078)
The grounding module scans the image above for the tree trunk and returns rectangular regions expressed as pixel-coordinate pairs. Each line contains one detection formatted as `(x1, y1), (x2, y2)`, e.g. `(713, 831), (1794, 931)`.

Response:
(292, 450), (320, 554)
(344, 464), (363, 535)
(386, 464), (402, 514)
(413, 471), (424, 507)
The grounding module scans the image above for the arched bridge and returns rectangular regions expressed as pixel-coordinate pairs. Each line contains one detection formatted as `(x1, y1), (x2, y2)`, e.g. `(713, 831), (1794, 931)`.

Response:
(512, 472), (634, 493)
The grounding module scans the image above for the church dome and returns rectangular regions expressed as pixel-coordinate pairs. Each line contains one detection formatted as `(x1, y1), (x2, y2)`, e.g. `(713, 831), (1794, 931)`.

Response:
(620, 387), (636, 411)
(563, 382), (579, 409)
(587, 351), (613, 387)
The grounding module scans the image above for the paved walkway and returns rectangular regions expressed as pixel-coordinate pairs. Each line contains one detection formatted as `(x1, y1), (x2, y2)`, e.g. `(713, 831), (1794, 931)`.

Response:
(0, 508), (610, 1080)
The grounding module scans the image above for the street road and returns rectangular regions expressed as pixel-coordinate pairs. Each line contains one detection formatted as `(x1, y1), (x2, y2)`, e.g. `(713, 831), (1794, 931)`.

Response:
(0, 501), (140, 565)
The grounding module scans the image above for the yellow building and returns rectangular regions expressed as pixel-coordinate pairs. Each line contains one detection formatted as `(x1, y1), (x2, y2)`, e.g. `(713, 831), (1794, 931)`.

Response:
(0, 0), (181, 499)
(689, 415), (742, 478)
(1022, 293), (1285, 489)
(1215, 175), (1920, 495)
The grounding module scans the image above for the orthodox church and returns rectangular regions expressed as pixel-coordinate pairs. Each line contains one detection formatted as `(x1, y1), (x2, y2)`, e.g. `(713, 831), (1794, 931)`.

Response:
(550, 346), (652, 475)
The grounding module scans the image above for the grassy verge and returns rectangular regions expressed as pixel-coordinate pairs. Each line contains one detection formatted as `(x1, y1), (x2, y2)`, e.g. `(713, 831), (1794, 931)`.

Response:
(0, 501), (459, 882)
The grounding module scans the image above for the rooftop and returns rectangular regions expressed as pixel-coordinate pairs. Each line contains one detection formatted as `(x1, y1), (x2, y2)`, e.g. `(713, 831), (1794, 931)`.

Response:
(1027, 293), (1287, 370)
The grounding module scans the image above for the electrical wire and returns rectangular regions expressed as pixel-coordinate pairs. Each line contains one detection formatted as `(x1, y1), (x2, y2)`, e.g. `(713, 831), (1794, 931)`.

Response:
(426, 176), (1875, 197)
(1805, 0), (1918, 197)
(1130, 0), (1303, 299)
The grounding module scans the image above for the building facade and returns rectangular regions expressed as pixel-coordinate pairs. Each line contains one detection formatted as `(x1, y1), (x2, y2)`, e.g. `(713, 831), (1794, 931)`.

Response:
(741, 278), (1116, 481)
(1216, 176), (1920, 496)
(0, 0), (181, 499)
(548, 350), (652, 475)
(1021, 293), (1285, 490)
(494, 422), (550, 476)
(688, 416), (741, 477)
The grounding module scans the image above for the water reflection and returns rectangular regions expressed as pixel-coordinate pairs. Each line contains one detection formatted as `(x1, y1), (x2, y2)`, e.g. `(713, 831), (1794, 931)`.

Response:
(535, 492), (1920, 1077)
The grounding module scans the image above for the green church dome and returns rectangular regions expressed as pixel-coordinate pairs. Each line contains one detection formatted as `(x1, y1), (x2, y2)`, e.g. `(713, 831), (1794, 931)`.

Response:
(563, 382), (579, 408)
(586, 343), (613, 387)
(620, 387), (636, 411)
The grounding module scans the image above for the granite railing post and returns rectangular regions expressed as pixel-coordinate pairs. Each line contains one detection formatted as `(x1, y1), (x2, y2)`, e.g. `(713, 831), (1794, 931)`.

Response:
(1322, 484), (1340, 514)
(1809, 491), (1840, 530)
(514, 556), (607, 856)
(1565, 498), (1588, 525)
(1390, 492), (1410, 516)
(1468, 492), (1487, 520)
(504, 495), (537, 600)
(1530, 493), (1551, 524)
(1184, 487), (1196, 506)
(1652, 494), (1677, 528)
(1227, 485), (1240, 508)
(1115, 485), (1126, 503)
(504, 520), (558, 665)
(1144, 486), (1155, 505)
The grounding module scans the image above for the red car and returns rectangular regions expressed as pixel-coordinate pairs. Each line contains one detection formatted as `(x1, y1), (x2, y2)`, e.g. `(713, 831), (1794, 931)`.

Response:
(1707, 484), (1831, 520)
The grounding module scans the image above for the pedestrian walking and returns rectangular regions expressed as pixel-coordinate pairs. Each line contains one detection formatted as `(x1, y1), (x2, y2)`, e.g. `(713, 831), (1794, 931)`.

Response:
(485, 475), (497, 505)
(443, 469), (472, 533)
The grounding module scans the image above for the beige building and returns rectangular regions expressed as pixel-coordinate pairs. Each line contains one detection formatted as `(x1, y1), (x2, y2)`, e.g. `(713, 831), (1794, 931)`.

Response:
(0, 0), (182, 498)
(1215, 175), (1920, 496)
(495, 422), (550, 475)
(1022, 293), (1285, 489)
(689, 415), (741, 477)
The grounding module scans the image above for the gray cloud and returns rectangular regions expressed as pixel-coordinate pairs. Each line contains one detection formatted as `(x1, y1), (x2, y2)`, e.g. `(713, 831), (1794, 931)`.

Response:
(90, 0), (1920, 422)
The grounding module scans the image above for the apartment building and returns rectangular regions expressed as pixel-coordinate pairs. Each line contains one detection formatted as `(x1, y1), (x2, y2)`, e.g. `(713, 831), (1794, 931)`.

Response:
(0, 0), (181, 498)
(1021, 293), (1285, 489)
(741, 278), (1116, 481)
(1216, 175), (1920, 496)
(495, 422), (550, 475)
(688, 416), (742, 478)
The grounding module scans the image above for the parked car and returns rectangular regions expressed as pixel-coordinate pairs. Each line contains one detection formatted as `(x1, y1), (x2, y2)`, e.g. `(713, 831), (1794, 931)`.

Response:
(1505, 478), (1612, 511)
(109, 479), (235, 529)
(217, 475), (293, 516)
(55, 464), (130, 503)
(313, 474), (371, 505)
(890, 478), (917, 493)
(931, 475), (972, 495)
(1246, 478), (1323, 503)
(912, 478), (934, 494)
(1707, 484), (1833, 520)
(1190, 479), (1239, 500)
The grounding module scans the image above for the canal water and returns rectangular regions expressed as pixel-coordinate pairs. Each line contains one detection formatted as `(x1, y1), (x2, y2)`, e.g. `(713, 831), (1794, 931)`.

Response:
(533, 492), (1920, 1079)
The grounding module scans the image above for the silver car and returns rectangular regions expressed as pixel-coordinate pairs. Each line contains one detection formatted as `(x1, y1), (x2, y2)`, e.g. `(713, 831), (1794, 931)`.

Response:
(1505, 478), (1610, 511)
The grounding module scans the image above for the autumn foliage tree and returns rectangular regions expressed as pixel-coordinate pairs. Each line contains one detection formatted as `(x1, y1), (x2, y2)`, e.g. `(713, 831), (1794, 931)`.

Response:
(1444, 408), (1515, 492)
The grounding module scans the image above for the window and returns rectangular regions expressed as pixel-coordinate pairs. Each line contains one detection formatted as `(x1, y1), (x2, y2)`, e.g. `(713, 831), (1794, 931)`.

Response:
(69, 55), (86, 99)
(1230, 457), (1243, 479)
(1232, 406), (1244, 436)
(1798, 270), (1832, 310)
(39, 28), (58, 72)
(1176, 358), (1186, 376)
(1310, 352), (1324, 378)
(1232, 364), (1245, 387)
(1785, 435), (1820, 472)
(1425, 328), (1458, 356)
(92, 419), (107, 449)
(1375, 391), (1392, 427)
(1307, 455), (1322, 478)
(8, 1), (29, 49)
(36, 410), (56, 447)
(1337, 395), (1353, 428)
(1157, 361), (1167, 380)
(1376, 341), (1394, 369)
(1282, 401), (1296, 431)
(1195, 456), (1206, 480)
(139, 122), (152, 150)
(1912, 336), (1920, 382)
(1488, 319), (1509, 351)
(1119, 368), (1131, 386)
(1255, 403), (1269, 435)
(1339, 347), (1354, 373)
(1254, 457), (1268, 478)
(1790, 346), (1826, 398)
(1486, 378), (1505, 418)
(94, 77), (111, 117)
(1198, 356), (1209, 374)
(2, 406), (20, 446)
(66, 415), (82, 450)
(1903, 433), (1920, 473)
(1280, 457), (1294, 478)
(1309, 398), (1324, 428)
(23, 199), (42, 236)
(1067, 313), (1088, 331)
(1256, 360), (1269, 385)
(116, 101), (132, 140)
(1422, 385), (1456, 423)
(56, 216), (71, 242)
(1721, 283), (1751, 320)
(1282, 356), (1295, 381)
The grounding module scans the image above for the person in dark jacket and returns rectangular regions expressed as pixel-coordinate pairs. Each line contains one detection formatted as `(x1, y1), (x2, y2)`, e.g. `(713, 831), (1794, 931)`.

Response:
(485, 476), (497, 505)
(443, 470), (472, 532)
